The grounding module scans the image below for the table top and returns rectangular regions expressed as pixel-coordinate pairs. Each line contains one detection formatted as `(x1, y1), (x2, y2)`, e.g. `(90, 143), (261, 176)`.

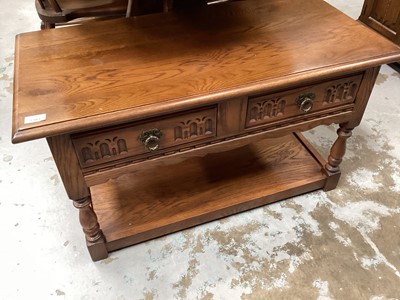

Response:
(12, 0), (400, 142)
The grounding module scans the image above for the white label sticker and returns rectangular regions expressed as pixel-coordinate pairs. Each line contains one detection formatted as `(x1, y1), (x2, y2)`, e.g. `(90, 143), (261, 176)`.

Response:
(24, 113), (47, 124)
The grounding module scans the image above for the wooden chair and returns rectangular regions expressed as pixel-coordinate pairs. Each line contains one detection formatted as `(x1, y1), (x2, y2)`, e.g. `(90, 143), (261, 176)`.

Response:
(359, 0), (400, 72)
(35, 0), (239, 29)
(359, 0), (400, 45)
(35, 0), (165, 29)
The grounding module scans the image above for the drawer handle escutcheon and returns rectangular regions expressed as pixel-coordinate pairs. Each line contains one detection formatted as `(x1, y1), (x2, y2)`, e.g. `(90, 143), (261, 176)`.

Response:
(138, 129), (163, 152)
(297, 93), (315, 113)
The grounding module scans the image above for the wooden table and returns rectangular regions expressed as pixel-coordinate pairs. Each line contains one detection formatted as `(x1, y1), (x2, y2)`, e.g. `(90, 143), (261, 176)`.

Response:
(13, 0), (400, 261)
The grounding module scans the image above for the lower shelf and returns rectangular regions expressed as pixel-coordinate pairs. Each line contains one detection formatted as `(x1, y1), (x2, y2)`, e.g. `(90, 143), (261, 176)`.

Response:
(90, 133), (329, 252)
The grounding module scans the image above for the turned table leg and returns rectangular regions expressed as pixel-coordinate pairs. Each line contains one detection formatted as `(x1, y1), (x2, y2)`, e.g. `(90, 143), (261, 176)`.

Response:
(323, 124), (353, 191)
(73, 196), (108, 260)
(47, 135), (108, 261)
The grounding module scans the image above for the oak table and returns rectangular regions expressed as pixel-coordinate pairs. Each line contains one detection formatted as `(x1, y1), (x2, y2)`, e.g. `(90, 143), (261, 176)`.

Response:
(13, 0), (400, 261)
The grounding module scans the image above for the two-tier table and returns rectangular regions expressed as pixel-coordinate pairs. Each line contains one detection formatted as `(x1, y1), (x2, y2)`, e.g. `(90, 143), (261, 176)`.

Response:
(12, 0), (400, 260)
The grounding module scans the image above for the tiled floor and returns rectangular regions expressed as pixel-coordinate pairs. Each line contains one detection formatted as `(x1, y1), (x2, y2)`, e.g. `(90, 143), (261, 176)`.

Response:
(1, 0), (400, 299)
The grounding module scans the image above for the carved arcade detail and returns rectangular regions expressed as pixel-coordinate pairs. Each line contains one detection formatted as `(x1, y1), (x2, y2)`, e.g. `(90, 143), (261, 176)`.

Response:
(174, 116), (214, 141)
(81, 137), (128, 164)
(248, 97), (286, 123)
(323, 81), (359, 104)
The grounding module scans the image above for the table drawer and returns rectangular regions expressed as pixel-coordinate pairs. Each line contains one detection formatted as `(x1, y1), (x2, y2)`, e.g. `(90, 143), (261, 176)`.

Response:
(246, 74), (363, 128)
(72, 107), (217, 168)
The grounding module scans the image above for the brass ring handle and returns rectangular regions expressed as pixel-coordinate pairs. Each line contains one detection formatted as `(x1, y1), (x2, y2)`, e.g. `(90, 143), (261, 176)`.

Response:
(297, 93), (315, 113)
(144, 135), (160, 151)
(138, 129), (163, 152)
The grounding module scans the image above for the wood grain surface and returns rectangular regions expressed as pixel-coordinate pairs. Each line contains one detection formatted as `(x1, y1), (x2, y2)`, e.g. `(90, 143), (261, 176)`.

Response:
(13, 0), (400, 142)
(90, 134), (327, 251)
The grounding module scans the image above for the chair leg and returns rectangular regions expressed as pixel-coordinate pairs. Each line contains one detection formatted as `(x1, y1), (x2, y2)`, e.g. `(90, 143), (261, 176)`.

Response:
(41, 21), (55, 30)
(126, 0), (133, 17)
(163, 0), (173, 12)
(47, 0), (62, 12)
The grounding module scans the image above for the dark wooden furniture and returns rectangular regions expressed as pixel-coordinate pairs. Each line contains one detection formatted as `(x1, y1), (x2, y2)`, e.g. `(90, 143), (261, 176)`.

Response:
(13, 0), (400, 261)
(35, 0), (212, 29)
(359, 0), (400, 72)
(36, 0), (128, 29)
(36, 0), (165, 29)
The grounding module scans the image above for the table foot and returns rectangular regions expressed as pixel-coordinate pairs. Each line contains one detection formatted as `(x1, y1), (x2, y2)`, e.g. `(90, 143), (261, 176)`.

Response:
(87, 240), (109, 261)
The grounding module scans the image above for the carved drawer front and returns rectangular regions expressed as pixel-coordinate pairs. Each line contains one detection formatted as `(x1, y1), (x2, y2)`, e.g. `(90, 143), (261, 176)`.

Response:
(246, 74), (363, 128)
(72, 107), (217, 168)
